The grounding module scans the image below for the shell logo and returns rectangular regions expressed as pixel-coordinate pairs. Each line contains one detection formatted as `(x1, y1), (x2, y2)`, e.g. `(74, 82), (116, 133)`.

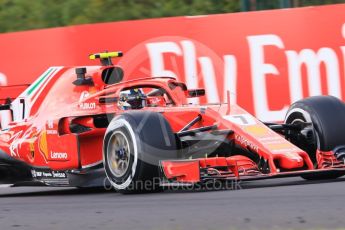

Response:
(267, 143), (293, 150)
(38, 131), (48, 159)
(244, 125), (269, 137)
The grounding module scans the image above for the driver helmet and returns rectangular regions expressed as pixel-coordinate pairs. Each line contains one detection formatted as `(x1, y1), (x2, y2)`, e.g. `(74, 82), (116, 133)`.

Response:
(118, 88), (146, 110)
(118, 92), (131, 110)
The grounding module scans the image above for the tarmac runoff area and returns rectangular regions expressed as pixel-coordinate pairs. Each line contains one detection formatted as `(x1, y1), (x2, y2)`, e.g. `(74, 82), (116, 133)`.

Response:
(0, 177), (344, 230)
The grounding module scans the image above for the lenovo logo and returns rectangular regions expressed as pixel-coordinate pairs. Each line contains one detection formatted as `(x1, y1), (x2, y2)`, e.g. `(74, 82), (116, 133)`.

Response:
(50, 151), (68, 160)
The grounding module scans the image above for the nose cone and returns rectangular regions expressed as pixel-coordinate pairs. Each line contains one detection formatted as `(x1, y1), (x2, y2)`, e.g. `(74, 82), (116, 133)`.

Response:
(277, 153), (305, 170)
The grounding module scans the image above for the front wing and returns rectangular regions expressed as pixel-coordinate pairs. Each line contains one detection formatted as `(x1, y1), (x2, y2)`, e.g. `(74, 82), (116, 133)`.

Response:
(159, 157), (345, 186)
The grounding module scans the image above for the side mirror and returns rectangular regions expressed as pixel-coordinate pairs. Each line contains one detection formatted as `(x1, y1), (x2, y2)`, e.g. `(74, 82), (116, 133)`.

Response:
(186, 89), (205, 98)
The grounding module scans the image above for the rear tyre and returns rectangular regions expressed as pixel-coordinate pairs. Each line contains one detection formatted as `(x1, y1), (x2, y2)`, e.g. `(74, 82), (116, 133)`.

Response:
(103, 111), (177, 193)
(285, 96), (345, 180)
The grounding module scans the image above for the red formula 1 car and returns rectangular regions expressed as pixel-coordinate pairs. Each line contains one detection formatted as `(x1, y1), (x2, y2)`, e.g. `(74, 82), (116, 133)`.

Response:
(0, 51), (345, 193)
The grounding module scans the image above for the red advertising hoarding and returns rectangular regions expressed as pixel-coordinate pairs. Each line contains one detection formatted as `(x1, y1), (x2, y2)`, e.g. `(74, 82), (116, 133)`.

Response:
(0, 4), (344, 121)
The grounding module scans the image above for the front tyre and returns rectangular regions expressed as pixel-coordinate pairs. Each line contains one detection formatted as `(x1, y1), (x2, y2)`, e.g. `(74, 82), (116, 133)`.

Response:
(285, 96), (345, 180)
(103, 111), (177, 193)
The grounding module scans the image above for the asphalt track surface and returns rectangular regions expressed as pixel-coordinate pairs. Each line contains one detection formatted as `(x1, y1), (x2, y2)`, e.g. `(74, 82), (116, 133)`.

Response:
(0, 177), (344, 230)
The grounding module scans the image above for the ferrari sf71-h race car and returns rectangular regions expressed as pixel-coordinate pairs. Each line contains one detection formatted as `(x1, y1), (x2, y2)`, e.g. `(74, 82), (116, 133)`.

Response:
(0, 51), (345, 193)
